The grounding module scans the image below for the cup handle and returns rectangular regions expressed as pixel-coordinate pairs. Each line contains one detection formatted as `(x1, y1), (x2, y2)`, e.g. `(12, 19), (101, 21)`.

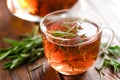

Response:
(99, 27), (115, 54)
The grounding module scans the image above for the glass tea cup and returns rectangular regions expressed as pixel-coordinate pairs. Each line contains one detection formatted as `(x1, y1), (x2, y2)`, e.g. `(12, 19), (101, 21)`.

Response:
(40, 9), (114, 75)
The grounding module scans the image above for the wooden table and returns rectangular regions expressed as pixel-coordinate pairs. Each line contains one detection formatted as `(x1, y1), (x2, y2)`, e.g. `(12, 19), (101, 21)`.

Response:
(0, 0), (120, 80)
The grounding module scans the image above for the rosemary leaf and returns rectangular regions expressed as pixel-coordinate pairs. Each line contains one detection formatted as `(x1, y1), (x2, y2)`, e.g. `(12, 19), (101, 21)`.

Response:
(108, 45), (120, 57)
(3, 38), (19, 45)
(10, 57), (24, 69)
(0, 50), (12, 60)
(20, 54), (31, 58)
(98, 57), (120, 72)
(4, 61), (12, 69)
(0, 48), (10, 52)
(50, 30), (76, 37)
(7, 55), (18, 59)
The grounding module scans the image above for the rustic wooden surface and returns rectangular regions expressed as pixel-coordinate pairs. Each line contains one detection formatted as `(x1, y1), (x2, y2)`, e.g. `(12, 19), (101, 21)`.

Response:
(0, 0), (120, 80)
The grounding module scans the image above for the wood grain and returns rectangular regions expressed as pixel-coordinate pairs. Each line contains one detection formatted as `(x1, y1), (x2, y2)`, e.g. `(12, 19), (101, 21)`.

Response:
(0, 0), (120, 80)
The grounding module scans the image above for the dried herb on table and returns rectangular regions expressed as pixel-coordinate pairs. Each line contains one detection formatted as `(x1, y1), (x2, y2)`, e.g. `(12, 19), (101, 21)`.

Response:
(0, 35), (44, 70)
(96, 45), (120, 80)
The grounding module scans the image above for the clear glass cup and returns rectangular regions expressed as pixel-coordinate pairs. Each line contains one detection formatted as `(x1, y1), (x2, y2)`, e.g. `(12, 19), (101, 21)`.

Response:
(40, 9), (114, 75)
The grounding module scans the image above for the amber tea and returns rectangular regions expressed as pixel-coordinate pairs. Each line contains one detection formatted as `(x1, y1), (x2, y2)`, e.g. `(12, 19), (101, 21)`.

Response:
(40, 10), (114, 75)
(41, 17), (101, 75)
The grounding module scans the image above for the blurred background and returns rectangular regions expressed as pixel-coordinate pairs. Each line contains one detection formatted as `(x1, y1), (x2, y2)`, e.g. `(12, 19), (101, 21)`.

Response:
(0, 0), (34, 48)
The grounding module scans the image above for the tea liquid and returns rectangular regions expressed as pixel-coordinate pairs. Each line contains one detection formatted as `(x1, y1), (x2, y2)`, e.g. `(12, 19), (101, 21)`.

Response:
(42, 18), (101, 75)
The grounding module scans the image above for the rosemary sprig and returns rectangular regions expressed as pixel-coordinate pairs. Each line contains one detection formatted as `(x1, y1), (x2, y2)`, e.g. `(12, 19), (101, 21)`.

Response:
(107, 45), (120, 57)
(49, 30), (77, 38)
(48, 18), (86, 38)
(96, 45), (120, 80)
(0, 35), (44, 70)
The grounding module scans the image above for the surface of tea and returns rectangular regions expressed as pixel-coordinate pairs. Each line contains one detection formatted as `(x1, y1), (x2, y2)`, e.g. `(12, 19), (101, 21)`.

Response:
(42, 17), (102, 75)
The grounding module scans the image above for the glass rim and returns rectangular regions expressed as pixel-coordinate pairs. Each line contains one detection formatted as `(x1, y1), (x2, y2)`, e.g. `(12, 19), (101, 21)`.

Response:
(40, 9), (103, 45)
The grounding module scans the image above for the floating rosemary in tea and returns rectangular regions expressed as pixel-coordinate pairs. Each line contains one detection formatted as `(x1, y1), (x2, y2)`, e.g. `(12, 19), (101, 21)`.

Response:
(44, 17), (100, 74)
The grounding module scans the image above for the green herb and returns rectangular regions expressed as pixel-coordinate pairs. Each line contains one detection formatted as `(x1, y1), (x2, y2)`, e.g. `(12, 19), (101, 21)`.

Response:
(49, 30), (77, 37)
(96, 45), (120, 80)
(49, 18), (86, 38)
(0, 35), (44, 70)
(107, 45), (120, 57)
